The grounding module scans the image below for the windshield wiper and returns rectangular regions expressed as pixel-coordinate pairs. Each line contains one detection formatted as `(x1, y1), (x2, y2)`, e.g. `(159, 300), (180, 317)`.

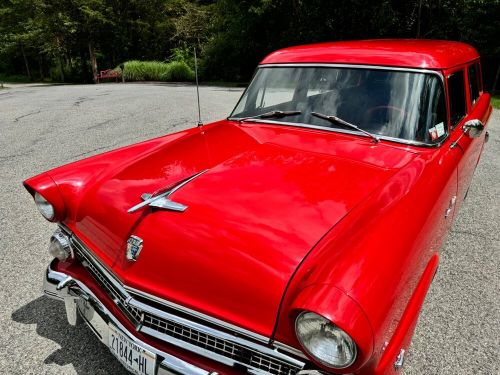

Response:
(236, 110), (301, 123)
(311, 112), (380, 143)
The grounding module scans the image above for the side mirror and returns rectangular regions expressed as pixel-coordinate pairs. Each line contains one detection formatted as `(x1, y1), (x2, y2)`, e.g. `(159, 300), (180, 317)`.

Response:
(463, 119), (484, 138)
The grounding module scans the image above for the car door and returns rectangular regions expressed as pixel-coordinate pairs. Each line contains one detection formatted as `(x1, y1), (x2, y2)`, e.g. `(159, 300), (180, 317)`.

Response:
(446, 62), (490, 213)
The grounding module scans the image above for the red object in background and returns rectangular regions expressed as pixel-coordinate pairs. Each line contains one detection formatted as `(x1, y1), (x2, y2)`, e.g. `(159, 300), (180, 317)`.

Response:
(24, 40), (492, 375)
(96, 69), (121, 83)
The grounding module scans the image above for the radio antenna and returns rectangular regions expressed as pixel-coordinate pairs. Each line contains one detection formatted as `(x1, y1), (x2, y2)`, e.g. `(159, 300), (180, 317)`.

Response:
(194, 47), (202, 126)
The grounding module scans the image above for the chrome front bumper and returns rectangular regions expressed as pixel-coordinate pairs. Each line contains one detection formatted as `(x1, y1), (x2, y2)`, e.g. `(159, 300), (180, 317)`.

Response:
(43, 260), (219, 375)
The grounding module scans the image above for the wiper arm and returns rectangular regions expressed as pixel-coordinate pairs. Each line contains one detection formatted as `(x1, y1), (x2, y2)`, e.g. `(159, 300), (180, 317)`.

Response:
(237, 110), (301, 123)
(311, 112), (380, 143)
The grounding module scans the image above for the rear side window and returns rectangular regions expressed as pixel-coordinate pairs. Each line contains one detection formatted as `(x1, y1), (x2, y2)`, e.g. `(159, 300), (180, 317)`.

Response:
(468, 64), (480, 105)
(448, 71), (466, 128)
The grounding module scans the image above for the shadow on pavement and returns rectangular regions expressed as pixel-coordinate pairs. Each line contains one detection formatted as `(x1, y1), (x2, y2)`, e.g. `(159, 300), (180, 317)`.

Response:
(12, 296), (127, 374)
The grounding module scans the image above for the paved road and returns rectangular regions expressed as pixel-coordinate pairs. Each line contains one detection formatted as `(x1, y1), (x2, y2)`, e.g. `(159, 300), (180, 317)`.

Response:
(0, 83), (498, 375)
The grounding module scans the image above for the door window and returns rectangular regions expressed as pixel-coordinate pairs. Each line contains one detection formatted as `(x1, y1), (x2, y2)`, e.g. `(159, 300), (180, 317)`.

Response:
(468, 64), (480, 105)
(448, 71), (467, 129)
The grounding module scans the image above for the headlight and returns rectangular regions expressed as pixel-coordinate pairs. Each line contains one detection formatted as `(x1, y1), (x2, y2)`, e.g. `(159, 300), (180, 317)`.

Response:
(34, 192), (55, 221)
(49, 228), (73, 261)
(295, 311), (357, 369)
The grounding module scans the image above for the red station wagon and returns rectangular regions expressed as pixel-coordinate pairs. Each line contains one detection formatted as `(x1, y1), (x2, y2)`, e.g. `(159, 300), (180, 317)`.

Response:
(24, 40), (492, 375)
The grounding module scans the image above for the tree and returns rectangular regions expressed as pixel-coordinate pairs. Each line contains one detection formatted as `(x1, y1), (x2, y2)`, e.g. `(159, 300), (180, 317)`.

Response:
(0, 0), (498, 85)
(0, 0), (44, 79)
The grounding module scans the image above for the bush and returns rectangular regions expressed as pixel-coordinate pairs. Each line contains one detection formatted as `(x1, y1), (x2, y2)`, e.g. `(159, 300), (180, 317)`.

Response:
(160, 61), (195, 81)
(119, 61), (167, 81)
(119, 60), (194, 82)
(491, 94), (500, 110)
(169, 47), (195, 70)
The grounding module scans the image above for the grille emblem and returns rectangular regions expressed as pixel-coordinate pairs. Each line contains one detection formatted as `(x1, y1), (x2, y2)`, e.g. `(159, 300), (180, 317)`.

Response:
(126, 235), (143, 261)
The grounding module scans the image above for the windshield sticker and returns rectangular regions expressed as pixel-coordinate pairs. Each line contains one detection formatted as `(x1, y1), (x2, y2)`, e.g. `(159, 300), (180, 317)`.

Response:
(435, 122), (445, 137)
(429, 122), (445, 141)
(429, 126), (439, 140)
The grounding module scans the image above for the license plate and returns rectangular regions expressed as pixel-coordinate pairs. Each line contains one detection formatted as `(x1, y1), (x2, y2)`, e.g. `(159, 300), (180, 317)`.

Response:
(108, 324), (156, 375)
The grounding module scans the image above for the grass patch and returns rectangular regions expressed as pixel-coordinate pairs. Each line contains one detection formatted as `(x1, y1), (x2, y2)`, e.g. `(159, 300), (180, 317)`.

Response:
(159, 61), (195, 81)
(491, 94), (500, 109)
(118, 60), (194, 82)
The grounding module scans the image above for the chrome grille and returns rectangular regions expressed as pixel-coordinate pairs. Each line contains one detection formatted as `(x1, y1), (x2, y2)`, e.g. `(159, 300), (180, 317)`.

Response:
(74, 244), (143, 324)
(142, 314), (300, 375)
(71, 236), (305, 375)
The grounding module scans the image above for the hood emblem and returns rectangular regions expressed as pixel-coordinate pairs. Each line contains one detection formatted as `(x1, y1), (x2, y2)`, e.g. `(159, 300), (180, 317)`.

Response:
(126, 235), (143, 261)
(127, 169), (208, 214)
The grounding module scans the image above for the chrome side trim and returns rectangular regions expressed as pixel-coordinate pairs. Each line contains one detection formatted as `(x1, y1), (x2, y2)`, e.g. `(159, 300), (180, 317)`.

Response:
(69, 231), (306, 364)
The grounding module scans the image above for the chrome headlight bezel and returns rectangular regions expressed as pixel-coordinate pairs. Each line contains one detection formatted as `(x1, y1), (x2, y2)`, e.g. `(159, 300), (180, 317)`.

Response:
(295, 311), (357, 369)
(49, 228), (73, 261)
(34, 192), (55, 221)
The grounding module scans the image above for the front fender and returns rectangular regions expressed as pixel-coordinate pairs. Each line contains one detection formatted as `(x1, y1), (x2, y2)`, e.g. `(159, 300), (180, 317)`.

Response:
(23, 126), (203, 222)
(286, 283), (374, 373)
(372, 253), (439, 375)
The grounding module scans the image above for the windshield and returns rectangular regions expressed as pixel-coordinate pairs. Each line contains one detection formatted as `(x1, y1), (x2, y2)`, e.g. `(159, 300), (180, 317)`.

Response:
(229, 66), (447, 144)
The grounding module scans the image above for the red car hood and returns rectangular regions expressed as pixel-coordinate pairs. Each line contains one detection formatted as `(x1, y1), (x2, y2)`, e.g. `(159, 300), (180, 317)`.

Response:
(65, 121), (416, 337)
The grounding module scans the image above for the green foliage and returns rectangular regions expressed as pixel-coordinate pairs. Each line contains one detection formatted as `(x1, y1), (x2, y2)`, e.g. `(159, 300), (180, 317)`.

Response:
(0, 0), (499, 86)
(160, 61), (195, 81)
(170, 47), (195, 69)
(121, 61), (170, 81)
(119, 60), (194, 82)
(202, 0), (500, 83)
(166, 0), (213, 50)
(0, 0), (178, 82)
(491, 95), (500, 110)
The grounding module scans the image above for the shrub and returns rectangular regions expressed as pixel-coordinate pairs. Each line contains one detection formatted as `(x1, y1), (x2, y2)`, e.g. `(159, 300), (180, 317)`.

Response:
(119, 60), (194, 82)
(169, 47), (195, 70)
(119, 61), (168, 81)
(160, 61), (195, 81)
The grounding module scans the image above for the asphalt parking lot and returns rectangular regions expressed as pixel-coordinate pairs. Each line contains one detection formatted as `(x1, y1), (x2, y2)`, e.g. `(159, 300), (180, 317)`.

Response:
(0, 83), (498, 375)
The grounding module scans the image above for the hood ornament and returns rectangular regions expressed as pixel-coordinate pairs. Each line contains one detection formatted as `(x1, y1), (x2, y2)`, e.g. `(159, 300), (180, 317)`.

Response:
(128, 169), (208, 214)
(126, 235), (143, 261)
